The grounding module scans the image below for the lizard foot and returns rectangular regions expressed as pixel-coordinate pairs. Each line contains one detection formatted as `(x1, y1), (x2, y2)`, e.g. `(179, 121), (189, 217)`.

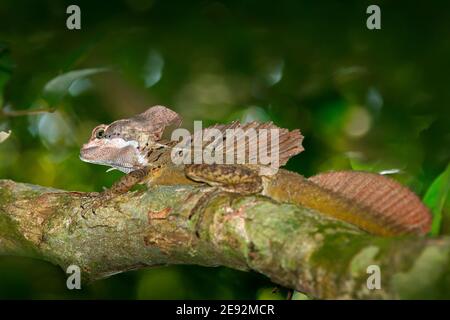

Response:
(188, 187), (220, 219)
(189, 187), (243, 238)
(79, 190), (114, 218)
(188, 187), (225, 238)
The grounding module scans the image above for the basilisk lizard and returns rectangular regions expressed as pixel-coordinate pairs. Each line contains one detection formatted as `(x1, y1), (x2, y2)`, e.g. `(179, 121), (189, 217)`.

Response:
(80, 106), (432, 236)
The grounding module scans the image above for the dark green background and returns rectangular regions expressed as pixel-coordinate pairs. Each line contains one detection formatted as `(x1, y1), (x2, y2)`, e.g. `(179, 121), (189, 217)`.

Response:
(0, 0), (448, 299)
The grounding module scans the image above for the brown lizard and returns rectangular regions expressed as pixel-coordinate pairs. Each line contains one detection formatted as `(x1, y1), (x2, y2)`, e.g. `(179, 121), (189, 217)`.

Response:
(80, 105), (432, 236)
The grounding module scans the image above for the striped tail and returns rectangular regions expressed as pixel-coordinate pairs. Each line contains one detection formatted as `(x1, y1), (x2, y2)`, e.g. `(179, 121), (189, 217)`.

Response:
(265, 170), (432, 236)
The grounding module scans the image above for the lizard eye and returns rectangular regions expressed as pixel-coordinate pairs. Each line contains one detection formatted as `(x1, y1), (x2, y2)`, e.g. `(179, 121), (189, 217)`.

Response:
(95, 128), (105, 139)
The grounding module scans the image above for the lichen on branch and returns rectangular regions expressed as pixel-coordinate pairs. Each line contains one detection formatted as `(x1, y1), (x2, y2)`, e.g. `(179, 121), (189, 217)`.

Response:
(0, 179), (449, 299)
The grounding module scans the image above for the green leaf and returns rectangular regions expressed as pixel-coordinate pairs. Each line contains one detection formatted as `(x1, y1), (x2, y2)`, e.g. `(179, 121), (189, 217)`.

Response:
(424, 163), (450, 236)
(0, 43), (13, 107)
(291, 291), (312, 300)
(42, 68), (109, 106)
(0, 130), (11, 143)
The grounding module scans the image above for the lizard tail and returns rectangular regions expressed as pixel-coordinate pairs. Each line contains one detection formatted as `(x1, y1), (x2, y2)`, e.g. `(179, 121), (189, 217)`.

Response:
(264, 170), (432, 236)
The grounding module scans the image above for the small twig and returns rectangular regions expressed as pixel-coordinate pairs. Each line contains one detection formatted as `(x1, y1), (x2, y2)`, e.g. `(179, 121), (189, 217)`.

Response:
(1, 107), (55, 117)
(286, 289), (294, 300)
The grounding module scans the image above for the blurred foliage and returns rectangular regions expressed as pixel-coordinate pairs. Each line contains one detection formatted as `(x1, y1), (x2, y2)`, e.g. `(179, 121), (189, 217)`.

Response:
(0, 0), (449, 299)
(424, 163), (450, 236)
(0, 43), (12, 107)
(43, 67), (110, 106)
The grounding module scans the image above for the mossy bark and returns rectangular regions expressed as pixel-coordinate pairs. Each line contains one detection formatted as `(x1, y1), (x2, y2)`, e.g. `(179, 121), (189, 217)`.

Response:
(0, 179), (449, 299)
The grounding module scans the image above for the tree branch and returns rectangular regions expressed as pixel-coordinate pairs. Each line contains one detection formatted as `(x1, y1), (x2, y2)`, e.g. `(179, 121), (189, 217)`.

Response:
(0, 179), (449, 299)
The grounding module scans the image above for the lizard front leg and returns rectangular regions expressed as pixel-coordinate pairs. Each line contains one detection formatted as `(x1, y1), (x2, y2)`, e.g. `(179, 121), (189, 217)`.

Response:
(81, 167), (151, 214)
(104, 167), (151, 196)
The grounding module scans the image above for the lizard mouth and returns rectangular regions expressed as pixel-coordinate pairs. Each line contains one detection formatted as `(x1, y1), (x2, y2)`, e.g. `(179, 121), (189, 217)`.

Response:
(79, 146), (96, 155)
(79, 147), (101, 162)
(79, 143), (142, 174)
(79, 154), (134, 173)
(79, 137), (147, 174)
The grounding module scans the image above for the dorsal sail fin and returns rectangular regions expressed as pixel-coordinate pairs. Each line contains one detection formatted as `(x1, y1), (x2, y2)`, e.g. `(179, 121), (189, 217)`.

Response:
(206, 121), (303, 169)
(172, 121), (304, 172)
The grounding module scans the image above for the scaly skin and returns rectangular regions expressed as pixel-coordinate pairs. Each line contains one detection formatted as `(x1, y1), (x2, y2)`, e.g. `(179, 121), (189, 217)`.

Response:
(80, 106), (432, 236)
(145, 163), (404, 236)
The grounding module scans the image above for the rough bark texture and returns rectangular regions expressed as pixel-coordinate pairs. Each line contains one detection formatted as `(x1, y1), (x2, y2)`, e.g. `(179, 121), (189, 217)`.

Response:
(0, 179), (449, 299)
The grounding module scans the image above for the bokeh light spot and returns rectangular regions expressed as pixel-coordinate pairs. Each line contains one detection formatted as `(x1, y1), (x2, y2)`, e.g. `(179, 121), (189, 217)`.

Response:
(345, 107), (372, 138)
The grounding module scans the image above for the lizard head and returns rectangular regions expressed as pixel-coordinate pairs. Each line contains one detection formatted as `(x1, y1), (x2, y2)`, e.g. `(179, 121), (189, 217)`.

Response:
(80, 105), (181, 173)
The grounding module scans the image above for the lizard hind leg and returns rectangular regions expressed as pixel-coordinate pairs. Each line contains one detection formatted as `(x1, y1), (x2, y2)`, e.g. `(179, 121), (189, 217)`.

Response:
(185, 164), (263, 238)
(185, 164), (263, 194)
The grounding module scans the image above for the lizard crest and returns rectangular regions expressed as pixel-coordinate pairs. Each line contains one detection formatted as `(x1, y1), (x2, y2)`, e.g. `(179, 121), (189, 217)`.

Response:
(81, 105), (304, 174)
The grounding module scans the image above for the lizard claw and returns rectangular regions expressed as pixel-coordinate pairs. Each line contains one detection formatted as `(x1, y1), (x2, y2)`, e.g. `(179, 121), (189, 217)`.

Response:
(79, 190), (114, 218)
(189, 187), (225, 238)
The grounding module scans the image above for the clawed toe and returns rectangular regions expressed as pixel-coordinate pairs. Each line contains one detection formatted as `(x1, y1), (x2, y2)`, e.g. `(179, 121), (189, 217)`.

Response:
(79, 191), (113, 217)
